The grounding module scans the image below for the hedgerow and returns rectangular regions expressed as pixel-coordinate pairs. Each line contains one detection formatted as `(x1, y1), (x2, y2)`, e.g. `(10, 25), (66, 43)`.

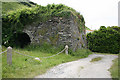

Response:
(87, 26), (120, 54)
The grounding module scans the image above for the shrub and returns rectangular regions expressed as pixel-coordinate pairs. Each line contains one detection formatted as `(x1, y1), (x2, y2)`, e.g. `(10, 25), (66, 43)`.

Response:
(87, 26), (120, 54)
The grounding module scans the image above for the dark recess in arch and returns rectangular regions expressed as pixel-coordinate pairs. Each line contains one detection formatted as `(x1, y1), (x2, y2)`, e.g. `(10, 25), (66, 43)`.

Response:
(13, 32), (31, 48)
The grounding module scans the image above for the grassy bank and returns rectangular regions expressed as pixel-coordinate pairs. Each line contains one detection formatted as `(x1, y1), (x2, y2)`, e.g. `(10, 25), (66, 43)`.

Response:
(0, 54), (2, 80)
(0, 46), (2, 80)
(2, 44), (92, 78)
(2, 1), (36, 14)
(109, 58), (118, 79)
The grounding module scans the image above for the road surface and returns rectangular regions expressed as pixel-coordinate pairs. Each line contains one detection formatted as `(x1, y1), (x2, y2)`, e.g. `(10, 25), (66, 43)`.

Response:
(35, 53), (118, 78)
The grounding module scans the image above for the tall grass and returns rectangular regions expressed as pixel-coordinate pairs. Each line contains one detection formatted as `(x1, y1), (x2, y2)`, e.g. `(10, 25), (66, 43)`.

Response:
(24, 43), (64, 54)
(109, 58), (118, 79)
(0, 55), (2, 80)
(0, 46), (2, 80)
(2, 44), (92, 78)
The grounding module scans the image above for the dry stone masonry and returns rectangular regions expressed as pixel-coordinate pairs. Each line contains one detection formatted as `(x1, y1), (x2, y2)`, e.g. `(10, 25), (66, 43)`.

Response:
(23, 14), (86, 51)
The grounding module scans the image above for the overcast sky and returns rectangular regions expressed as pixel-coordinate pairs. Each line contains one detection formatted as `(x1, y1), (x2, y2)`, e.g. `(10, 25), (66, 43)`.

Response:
(30, 0), (119, 30)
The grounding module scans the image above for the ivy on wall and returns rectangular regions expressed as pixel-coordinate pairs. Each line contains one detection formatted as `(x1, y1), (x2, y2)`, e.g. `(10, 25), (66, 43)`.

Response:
(2, 4), (85, 47)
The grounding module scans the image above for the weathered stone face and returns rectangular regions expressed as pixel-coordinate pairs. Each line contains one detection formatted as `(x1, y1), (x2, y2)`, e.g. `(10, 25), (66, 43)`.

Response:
(23, 15), (86, 51)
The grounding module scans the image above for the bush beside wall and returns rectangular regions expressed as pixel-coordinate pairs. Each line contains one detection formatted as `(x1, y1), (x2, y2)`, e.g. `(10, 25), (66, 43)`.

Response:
(87, 26), (120, 54)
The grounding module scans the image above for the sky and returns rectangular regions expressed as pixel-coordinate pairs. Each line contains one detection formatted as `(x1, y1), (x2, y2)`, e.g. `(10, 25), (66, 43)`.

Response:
(30, 0), (119, 30)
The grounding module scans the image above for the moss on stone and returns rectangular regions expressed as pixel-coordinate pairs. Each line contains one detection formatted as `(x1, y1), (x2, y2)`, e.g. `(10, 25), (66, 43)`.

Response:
(49, 34), (59, 45)
(38, 27), (48, 36)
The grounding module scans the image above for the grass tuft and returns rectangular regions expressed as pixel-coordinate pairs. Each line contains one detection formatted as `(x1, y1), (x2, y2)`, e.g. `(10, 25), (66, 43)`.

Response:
(90, 57), (102, 62)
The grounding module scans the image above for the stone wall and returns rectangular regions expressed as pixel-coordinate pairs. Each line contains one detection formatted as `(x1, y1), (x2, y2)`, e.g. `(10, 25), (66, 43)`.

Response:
(23, 14), (86, 51)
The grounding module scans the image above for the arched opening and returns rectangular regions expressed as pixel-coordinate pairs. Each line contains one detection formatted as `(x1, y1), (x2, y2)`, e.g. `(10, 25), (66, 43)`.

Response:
(13, 32), (31, 48)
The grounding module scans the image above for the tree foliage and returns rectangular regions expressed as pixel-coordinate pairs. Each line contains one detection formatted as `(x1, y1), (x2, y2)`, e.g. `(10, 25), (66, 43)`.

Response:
(87, 26), (120, 54)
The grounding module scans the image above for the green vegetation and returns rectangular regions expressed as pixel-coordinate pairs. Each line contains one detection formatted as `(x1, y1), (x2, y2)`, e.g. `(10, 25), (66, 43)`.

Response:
(0, 46), (2, 80)
(109, 26), (120, 32)
(119, 54), (120, 79)
(87, 26), (120, 54)
(109, 58), (118, 79)
(2, 2), (85, 48)
(70, 48), (92, 57)
(2, 2), (36, 14)
(109, 53), (119, 80)
(1, 1), (88, 78)
(0, 54), (1, 80)
(2, 44), (92, 78)
(90, 57), (102, 62)
(86, 26), (90, 30)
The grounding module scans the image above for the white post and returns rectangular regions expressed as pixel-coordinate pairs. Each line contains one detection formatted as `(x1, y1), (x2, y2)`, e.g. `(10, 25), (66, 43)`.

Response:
(7, 46), (12, 65)
(65, 45), (68, 55)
